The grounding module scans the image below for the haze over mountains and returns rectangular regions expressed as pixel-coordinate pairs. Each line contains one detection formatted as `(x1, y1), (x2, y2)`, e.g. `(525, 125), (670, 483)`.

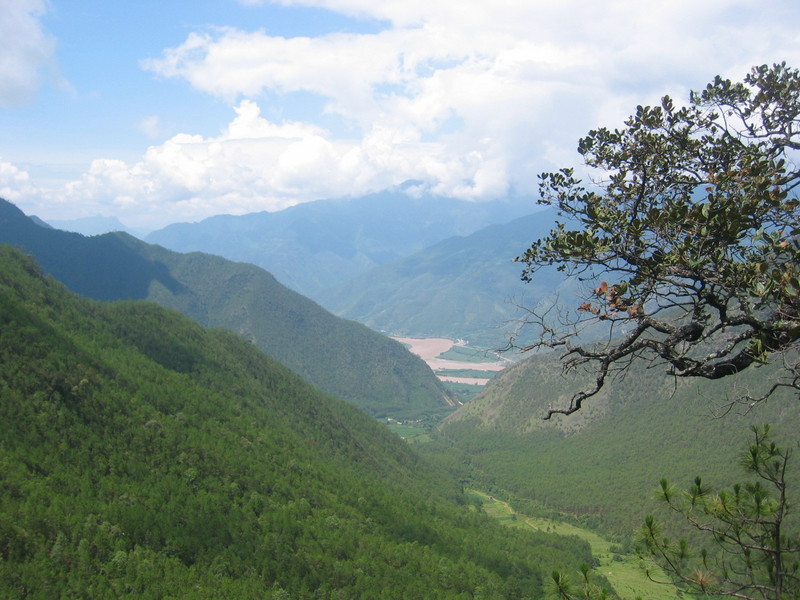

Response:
(5, 187), (799, 597)
(323, 212), (566, 345)
(141, 191), (572, 347)
(0, 198), (449, 417)
(145, 190), (538, 303)
(46, 215), (148, 238)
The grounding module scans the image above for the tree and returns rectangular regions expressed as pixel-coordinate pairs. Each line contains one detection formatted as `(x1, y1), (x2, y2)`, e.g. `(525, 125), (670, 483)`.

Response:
(639, 424), (799, 600)
(514, 62), (800, 418)
(548, 563), (612, 600)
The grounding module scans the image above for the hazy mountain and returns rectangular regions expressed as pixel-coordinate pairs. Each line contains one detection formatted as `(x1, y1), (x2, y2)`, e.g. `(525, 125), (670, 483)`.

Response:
(46, 214), (144, 237)
(0, 244), (598, 597)
(28, 215), (53, 229)
(435, 348), (800, 535)
(321, 210), (569, 347)
(0, 198), (450, 417)
(145, 190), (536, 300)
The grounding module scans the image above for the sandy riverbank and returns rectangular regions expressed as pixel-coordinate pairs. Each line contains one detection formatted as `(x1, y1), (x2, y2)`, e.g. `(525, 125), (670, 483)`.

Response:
(437, 376), (491, 385)
(392, 337), (508, 374)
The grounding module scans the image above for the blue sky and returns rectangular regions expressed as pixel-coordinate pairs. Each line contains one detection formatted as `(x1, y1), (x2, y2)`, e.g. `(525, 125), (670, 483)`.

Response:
(2, 0), (800, 230)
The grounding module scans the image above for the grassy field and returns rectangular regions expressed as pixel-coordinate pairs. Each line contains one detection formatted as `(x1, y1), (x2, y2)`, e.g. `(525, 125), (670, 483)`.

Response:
(434, 368), (498, 379)
(385, 421), (432, 442)
(468, 490), (681, 600)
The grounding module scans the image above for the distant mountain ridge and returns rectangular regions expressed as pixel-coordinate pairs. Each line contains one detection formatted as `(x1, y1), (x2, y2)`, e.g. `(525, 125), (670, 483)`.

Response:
(321, 211), (567, 346)
(45, 214), (142, 237)
(0, 198), (449, 416)
(145, 191), (536, 300)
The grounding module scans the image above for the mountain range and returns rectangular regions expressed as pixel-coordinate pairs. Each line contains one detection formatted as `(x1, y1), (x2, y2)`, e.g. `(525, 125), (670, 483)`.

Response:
(144, 190), (536, 302)
(7, 185), (799, 597)
(0, 199), (449, 417)
(322, 211), (567, 346)
(46, 214), (144, 237)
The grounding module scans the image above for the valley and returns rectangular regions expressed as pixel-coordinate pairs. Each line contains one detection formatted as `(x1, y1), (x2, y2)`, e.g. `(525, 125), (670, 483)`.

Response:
(3, 186), (799, 599)
(0, 199), (449, 419)
(0, 245), (598, 598)
(2, 6), (796, 597)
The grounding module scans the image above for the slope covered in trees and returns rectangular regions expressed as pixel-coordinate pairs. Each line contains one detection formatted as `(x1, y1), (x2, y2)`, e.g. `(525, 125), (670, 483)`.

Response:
(435, 348), (800, 537)
(0, 244), (602, 599)
(0, 198), (449, 417)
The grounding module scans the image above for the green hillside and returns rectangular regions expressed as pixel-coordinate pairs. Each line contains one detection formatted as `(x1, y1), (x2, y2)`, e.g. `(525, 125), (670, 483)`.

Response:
(0, 198), (449, 417)
(322, 211), (573, 347)
(435, 349), (800, 537)
(0, 244), (604, 599)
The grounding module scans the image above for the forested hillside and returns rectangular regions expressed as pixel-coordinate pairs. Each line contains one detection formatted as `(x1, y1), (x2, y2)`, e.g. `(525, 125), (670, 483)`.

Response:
(145, 191), (533, 301)
(434, 349), (800, 536)
(0, 245), (604, 599)
(322, 212), (566, 346)
(0, 198), (449, 417)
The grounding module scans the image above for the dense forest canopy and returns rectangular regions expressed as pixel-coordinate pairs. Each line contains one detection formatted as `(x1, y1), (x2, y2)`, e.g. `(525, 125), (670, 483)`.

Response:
(0, 244), (601, 599)
(515, 63), (800, 418)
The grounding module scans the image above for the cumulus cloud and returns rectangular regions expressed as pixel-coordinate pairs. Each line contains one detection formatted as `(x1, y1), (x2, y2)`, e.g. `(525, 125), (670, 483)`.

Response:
(0, 0), (56, 106)
(12, 0), (800, 228)
(36, 99), (513, 228)
(136, 23), (601, 220)
(0, 160), (38, 201)
(139, 1), (800, 214)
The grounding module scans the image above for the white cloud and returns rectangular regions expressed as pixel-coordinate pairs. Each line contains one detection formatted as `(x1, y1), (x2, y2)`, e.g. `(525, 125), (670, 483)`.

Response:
(0, 0), (56, 106)
(2, 95), (520, 228)
(137, 24), (604, 220)
(9, 0), (800, 229)
(0, 160), (37, 201)
(41, 100), (512, 228)
(139, 1), (800, 212)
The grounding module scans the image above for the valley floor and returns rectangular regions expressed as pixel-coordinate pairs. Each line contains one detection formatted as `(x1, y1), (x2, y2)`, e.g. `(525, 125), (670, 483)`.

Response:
(392, 337), (510, 385)
(470, 490), (679, 600)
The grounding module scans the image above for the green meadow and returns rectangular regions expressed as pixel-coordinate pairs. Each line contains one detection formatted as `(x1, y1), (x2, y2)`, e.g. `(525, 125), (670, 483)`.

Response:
(469, 490), (681, 600)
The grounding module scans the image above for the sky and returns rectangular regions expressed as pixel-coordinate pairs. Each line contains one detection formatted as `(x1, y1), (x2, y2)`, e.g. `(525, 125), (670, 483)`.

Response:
(2, 0), (800, 231)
